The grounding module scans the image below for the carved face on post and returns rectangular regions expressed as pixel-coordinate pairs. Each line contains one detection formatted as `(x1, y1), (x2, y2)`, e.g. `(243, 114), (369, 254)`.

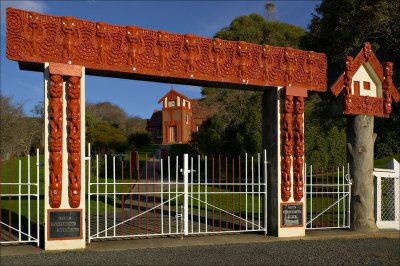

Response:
(61, 16), (76, 34)
(28, 12), (40, 29)
(68, 76), (80, 99)
(184, 34), (197, 51)
(126, 26), (141, 43)
(50, 75), (63, 98)
(285, 48), (295, 61)
(237, 41), (248, 55)
(363, 42), (372, 60)
(345, 56), (353, 72)
(283, 95), (293, 113)
(212, 38), (223, 52)
(157, 30), (169, 46)
(96, 22), (107, 38)
(384, 62), (393, 77)
(294, 97), (304, 114)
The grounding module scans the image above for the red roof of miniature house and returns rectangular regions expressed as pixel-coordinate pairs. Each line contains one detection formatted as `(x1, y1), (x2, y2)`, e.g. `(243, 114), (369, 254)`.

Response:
(157, 88), (191, 104)
(330, 42), (399, 103)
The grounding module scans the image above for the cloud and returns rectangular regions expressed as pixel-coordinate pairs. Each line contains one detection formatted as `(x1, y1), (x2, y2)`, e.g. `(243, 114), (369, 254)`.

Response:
(2, 1), (50, 14)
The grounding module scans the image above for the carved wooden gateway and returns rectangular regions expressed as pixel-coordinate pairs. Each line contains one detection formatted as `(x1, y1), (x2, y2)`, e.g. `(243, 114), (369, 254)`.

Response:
(6, 7), (331, 243)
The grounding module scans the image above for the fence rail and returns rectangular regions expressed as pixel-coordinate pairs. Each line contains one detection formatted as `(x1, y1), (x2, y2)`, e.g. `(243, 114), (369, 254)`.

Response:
(0, 150), (41, 246)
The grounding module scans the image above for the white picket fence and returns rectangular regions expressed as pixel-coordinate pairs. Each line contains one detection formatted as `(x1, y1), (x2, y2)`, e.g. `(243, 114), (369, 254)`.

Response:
(374, 159), (400, 230)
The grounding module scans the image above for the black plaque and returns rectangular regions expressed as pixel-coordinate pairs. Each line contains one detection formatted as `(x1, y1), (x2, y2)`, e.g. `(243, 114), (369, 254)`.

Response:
(48, 210), (82, 240)
(281, 203), (303, 227)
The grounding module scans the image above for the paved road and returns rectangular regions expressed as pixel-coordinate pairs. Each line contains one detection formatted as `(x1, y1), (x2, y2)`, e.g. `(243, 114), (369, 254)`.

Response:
(2, 238), (399, 265)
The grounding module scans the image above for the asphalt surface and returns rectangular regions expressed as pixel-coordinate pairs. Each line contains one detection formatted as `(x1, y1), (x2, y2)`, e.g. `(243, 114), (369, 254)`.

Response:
(1, 238), (399, 265)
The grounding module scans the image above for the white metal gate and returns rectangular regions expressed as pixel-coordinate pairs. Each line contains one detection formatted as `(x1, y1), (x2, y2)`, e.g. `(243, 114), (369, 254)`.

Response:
(374, 159), (400, 230)
(0, 150), (41, 246)
(87, 146), (267, 242)
(305, 164), (351, 230)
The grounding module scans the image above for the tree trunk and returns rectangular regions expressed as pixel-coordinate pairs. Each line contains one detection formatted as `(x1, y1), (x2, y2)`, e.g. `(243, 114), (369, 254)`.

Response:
(347, 115), (378, 232)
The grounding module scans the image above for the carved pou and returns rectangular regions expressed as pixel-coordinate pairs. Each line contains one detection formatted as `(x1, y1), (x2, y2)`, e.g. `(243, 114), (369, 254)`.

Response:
(208, 38), (224, 76)
(61, 16), (76, 59)
(183, 34), (200, 73)
(28, 12), (41, 56)
(126, 25), (144, 67)
(281, 94), (293, 202)
(96, 22), (108, 64)
(237, 41), (249, 78)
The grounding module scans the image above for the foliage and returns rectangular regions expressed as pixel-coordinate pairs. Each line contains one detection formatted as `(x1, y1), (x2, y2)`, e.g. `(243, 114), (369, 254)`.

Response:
(303, 0), (400, 159)
(192, 12), (305, 157)
(127, 131), (151, 148)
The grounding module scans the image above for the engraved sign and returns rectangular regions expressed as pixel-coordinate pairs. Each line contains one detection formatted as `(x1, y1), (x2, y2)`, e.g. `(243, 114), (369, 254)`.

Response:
(281, 203), (303, 227)
(48, 209), (82, 240)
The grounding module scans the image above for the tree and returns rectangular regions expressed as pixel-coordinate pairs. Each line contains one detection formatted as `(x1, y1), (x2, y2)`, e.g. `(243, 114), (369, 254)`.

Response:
(86, 102), (128, 130)
(191, 13), (305, 157)
(304, 0), (400, 159)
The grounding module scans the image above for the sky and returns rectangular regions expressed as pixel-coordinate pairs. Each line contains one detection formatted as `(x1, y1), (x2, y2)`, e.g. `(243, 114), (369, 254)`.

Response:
(0, 0), (321, 119)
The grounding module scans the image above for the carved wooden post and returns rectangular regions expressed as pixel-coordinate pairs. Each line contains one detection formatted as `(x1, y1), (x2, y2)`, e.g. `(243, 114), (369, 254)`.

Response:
(49, 74), (63, 208)
(293, 96), (304, 202)
(67, 76), (81, 208)
(281, 92), (293, 202)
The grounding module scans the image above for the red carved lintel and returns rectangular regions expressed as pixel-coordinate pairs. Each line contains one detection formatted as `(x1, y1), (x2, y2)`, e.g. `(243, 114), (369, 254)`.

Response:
(49, 74), (63, 208)
(67, 76), (81, 208)
(6, 7), (327, 92)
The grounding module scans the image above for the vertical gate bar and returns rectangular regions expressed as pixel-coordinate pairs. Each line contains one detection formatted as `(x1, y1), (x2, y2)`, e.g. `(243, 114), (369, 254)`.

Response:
(153, 155), (156, 234)
(168, 156), (171, 234)
(251, 156), (254, 230)
(310, 165), (313, 229)
(239, 155), (242, 230)
(145, 153), (148, 235)
(105, 154), (108, 237)
(258, 153), (261, 230)
(332, 166), (334, 227)
(232, 158), (235, 230)
(197, 155), (200, 233)
(245, 153), (248, 231)
(161, 158), (164, 235)
(337, 166), (340, 228)
(342, 165), (345, 227)
(264, 149), (268, 234)
(191, 156), (193, 234)
(322, 166), (324, 227)
(87, 144), (91, 243)
(137, 154), (141, 235)
(347, 163), (351, 228)
(122, 159), (125, 236)
(212, 157), (214, 232)
(28, 155), (31, 240)
(315, 166), (318, 228)
(129, 152), (132, 236)
(225, 156), (228, 231)
(205, 156), (208, 233)
(9, 155), (12, 240)
(175, 156), (178, 234)
(18, 160), (21, 242)
(113, 156), (116, 237)
(36, 149), (40, 246)
(184, 154), (189, 236)
(218, 155), (221, 231)
(96, 155), (99, 238)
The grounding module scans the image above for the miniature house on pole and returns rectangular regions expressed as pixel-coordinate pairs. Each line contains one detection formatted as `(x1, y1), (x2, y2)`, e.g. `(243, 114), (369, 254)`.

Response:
(331, 42), (399, 117)
(330, 42), (399, 231)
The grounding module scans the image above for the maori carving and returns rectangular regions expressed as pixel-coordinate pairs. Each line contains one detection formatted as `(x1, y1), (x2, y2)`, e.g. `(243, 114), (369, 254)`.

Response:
(49, 74), (63, 208)
(28, 12), (42, 56)
(281, 93), (293, 202)
(209, 38), (225, 77)
(6, 7), (327, 91)
(67, 76), (81, 208)
(95, 22), (110, 64)
(343, 96), (385, 116)
(126, 25), (144, 68)
(383, 62), (393, 115)
(363, 42), (372, 61)
(182, 34), (200, 73)
(236, 41), (250, 78)
(61, 16), (77, 59)
(293, 97), (304, 202)
(343, 56), (354, 113)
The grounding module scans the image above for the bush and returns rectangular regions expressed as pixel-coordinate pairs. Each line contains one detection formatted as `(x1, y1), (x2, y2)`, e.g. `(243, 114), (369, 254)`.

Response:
(128, 131), (151, 148)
